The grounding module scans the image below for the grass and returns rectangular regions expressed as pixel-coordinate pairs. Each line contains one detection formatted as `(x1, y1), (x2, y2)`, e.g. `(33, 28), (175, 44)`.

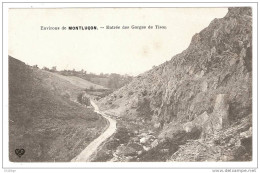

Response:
(51, 72), (106, 90)
(9, 56), (107, 162)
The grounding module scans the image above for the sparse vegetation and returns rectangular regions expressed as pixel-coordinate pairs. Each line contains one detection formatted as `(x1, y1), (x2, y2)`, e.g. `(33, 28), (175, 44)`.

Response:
(77, 93), (84, 103)
(128, 91), (134, 96)
(96, 7), (252, 162)
(9, 56), (107, 162)
(42, 68), (133, 90)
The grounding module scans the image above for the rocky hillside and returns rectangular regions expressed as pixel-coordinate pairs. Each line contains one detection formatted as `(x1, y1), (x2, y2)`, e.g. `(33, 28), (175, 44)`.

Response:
(97, 7), (252, 161)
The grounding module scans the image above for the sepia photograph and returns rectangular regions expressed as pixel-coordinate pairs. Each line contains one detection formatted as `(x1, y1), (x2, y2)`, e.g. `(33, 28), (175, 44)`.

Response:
(2, 1), (258, 171)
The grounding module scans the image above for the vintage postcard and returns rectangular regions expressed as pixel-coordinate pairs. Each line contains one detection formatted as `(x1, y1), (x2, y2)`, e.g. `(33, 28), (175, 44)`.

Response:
(2, 1), (258, 172)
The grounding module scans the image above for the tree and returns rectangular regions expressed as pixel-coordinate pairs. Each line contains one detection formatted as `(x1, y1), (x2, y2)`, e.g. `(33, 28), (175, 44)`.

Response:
(77, 93), (83, 104)
(51, 66), (57, 72)
(100, 73), (104, 77)
(42, 67), (49, 71)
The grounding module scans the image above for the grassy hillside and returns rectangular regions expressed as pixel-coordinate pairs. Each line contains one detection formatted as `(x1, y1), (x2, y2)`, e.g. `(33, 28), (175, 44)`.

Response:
(56, 70), (133, 90)
(9, 56), (107, 162)
(89, 77), (109, 87)
(50, 72), (106, 90)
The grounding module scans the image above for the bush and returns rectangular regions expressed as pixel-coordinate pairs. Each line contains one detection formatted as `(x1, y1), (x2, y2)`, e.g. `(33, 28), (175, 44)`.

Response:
(77, 93), (84, 104)
(114, 127), (130, 144)
(128, 91), (134, 96)
(106, 140), (120, 150)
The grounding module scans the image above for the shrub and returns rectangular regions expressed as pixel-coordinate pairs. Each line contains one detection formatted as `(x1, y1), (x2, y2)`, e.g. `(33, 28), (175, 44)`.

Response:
(106, 140), (120, 150)
(114, 127), (130, 144)
(89, 86), (94, 91)
(128, 91), (134, 96)
(77, 93), (84, 104)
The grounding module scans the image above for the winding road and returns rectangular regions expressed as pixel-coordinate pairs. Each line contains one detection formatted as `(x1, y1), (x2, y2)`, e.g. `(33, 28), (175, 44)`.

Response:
(71, 100), (117, 162)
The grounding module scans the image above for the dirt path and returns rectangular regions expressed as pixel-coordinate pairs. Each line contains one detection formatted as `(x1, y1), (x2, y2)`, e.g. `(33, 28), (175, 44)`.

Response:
(71, 100), (117, 162)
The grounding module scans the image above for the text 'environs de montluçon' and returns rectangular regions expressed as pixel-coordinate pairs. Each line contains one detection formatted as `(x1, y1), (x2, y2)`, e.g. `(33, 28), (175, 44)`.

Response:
(40, 25), (167, 31)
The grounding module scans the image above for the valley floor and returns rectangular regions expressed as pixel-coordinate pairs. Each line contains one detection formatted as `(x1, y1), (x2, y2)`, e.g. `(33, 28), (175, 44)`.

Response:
(71, 100), (117, 162)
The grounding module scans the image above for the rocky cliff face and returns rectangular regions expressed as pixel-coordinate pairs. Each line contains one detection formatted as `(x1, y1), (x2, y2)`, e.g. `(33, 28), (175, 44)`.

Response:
(98, 7), (252, 161)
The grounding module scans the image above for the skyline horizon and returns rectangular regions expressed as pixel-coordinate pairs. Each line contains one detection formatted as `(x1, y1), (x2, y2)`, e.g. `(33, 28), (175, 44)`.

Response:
(8, 54), (145, 76)
(9, 8), (228, 76)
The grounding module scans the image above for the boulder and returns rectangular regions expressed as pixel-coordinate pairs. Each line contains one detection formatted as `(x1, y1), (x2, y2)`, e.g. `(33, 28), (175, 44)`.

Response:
(183, 122), (196, 133)
(137, 150), (143, 155)
(193, 111), (209, 127)
(132, 137), (139, 142)
(140, 134), (155, 144)
(140, 137), (149, 144)
(143, 146), (151, 151)
(151, 139), (159, 148)
(240, 127), (252, 139)
(228, 138), (236, 147)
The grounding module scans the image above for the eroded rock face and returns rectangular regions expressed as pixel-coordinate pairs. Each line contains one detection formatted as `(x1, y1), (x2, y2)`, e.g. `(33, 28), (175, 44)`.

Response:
(212, 94), (230, 130)
(201, 94), (230, 136)
(169, 116), (252, 162)
(99, 7), (252, 131)
(193, 111), (209, 127)
(98, 7), (252, 161)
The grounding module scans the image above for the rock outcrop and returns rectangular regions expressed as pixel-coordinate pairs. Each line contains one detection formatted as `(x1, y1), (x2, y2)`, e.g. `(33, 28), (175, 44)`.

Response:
(99, 7), (251, 126)
(169, 116), (252, 162)
(98, 7), (252, 161)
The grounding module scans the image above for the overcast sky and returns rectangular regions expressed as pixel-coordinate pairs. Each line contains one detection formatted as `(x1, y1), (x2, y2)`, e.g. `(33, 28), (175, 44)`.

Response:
(9, 8), (227, 76)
